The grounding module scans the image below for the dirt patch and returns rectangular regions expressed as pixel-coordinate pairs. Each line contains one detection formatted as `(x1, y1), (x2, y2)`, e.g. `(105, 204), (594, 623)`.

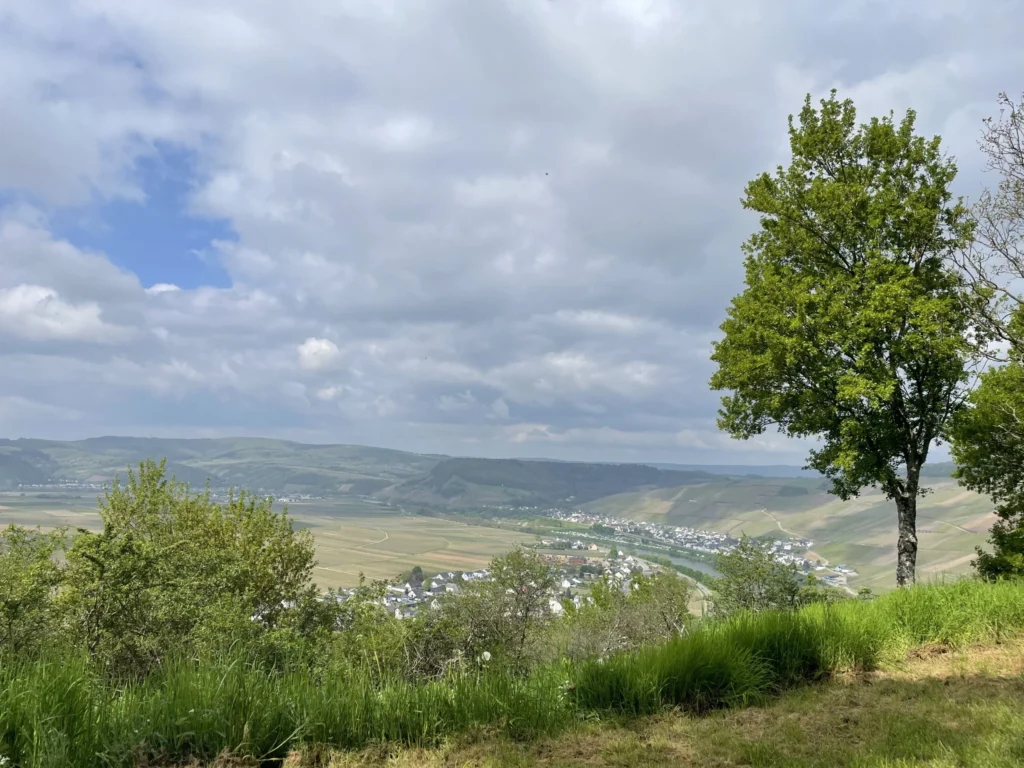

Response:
(908, 643), (950, 661)
(873, 638), (1024, 682)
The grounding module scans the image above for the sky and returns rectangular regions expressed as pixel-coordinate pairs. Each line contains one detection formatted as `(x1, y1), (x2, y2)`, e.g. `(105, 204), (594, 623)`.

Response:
(0, 0), (1022, 465)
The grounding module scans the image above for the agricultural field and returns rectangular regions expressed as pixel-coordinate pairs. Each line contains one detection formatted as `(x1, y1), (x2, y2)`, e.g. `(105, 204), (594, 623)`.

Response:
(288, 504), (535, 588)
(0, 493), (534, 589)
(0, 493), (103, 531)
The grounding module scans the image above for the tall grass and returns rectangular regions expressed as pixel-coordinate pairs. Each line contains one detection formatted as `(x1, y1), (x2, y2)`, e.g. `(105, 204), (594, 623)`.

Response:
(2, 579), (1023, 766)
(0, 655), (575, 767)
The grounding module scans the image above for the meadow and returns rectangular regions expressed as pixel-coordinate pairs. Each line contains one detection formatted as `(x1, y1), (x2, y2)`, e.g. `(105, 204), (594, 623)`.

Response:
(0, 494), (535, 588)
(3, 579), (1023, 767)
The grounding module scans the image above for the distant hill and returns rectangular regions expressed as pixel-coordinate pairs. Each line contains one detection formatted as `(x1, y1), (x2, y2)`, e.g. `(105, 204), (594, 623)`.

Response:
(0, 437), (442, 493)
(0, 436), (963, 507)
(650, 462), (958, 480)
(649, 463), (821, 478)
(381, 457), (716, 507)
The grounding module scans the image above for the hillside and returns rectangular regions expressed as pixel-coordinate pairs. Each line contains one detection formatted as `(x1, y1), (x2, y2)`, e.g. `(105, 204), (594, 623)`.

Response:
(381, 457), (717, 507)
(0, 437), (442, 493)
(585, 474), (995, 590)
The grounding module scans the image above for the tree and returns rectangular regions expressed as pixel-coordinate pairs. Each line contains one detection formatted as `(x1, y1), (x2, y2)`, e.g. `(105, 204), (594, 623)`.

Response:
(713, 537), (801, 615)
(62, 460), (318, 676)
(949, 93), (1024, 581)
(429, 547), (555, 674)
(626, 571), (693, 636)
(951, 341), (1024, 580)
(710, 92), (978, 587)
(486, 547), (555, 671)
(953, 92), (1024, 351)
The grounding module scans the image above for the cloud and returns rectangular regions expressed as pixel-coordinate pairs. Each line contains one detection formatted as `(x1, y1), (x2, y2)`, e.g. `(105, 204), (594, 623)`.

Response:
(146, 283), (182, 295)
(490, 398), (510, 420)
(297, 337), (342, 371)
(0, 0), (1019, 462)
(0, 285), (131, 343)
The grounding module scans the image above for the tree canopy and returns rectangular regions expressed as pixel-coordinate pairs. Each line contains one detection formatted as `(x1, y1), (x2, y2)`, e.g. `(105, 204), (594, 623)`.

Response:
(710, 91), (978, 586)
(61, 460), (321, 676)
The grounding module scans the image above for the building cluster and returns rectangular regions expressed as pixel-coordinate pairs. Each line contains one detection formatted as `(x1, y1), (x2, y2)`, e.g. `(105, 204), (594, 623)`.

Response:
(547, 509), (819, 572)
(330, 553), (661, 620)
(332, 567), (494, 620)
(538, 537), (600, 551)
(16, 481), (104, 490)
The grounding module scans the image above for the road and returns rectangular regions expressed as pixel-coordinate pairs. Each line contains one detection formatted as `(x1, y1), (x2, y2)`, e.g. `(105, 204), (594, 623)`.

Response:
(760, 508), (801, 538)
(758, 510), (856, 595)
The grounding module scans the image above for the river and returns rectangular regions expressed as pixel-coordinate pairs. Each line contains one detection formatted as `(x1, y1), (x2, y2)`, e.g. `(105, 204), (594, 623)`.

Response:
(633, 547), (722, 578)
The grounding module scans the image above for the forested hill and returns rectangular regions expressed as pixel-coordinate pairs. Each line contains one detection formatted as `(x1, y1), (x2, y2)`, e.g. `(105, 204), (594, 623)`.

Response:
(0, 437), (442, 493)
(382, 457), (716, 507)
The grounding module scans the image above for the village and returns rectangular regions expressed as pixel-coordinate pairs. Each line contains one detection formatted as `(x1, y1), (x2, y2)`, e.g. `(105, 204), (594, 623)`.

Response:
(537, 508), (858, 590)
(332, 551), (662, 620)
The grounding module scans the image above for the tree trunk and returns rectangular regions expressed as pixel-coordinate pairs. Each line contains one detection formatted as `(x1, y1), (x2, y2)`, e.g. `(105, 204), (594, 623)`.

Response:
(895, 487), (918, 588)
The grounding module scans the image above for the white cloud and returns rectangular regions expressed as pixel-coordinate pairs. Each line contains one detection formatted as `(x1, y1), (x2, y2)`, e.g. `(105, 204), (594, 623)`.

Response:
(146, 283), (182, 295)
(297, 337), (342, 371)
(0, 284), (129, 343)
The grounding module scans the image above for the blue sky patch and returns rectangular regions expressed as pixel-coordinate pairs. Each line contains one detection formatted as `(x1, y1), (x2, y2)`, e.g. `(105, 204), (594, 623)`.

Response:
(52, 144), (236, 290)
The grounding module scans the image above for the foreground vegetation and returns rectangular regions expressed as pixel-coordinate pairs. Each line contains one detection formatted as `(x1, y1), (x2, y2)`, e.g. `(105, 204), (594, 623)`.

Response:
(3, 578), (1024, 766)
(324, 638), (1024, 768)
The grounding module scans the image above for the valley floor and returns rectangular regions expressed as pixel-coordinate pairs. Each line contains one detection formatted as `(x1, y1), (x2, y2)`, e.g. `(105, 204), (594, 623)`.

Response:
(295, 640), (1024, 768)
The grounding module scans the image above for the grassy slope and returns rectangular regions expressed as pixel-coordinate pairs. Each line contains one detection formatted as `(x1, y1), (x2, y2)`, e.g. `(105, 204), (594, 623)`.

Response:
(587, 478), (996, 591)
(325, 639), (1024, 768)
